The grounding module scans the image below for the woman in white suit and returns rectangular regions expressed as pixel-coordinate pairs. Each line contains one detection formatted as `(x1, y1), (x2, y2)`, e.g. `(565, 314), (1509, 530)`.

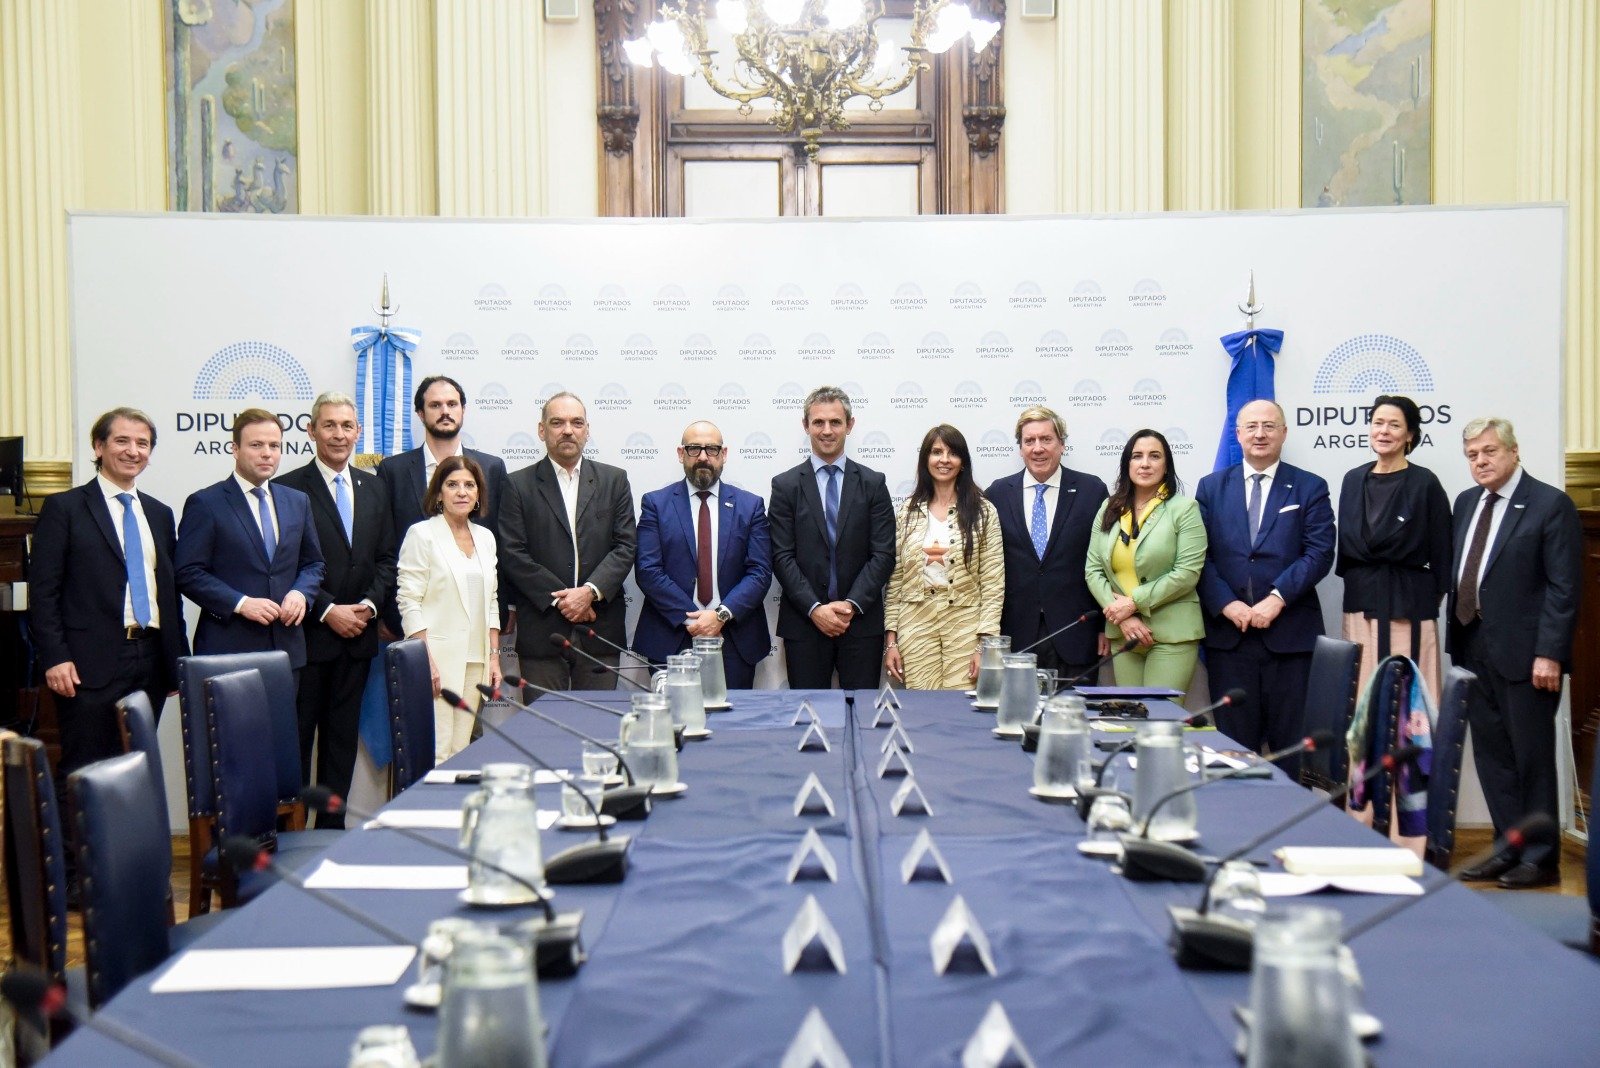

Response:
(397, 455), (501, 762)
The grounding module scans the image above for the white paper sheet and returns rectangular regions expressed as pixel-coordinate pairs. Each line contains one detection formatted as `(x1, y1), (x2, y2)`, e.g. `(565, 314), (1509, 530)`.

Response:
(150, 946), (417, 993)
(302, 860), (470, 890)
(422, 768), (568, 785)
(364, 808), (559, 831)
(1256, 872), (1424, 897)
(1275, 846), (1425, 877)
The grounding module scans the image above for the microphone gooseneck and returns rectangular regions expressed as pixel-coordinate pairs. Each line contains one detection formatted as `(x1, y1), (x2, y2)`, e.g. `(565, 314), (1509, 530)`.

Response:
(1012, 610), (1102, 656)
(548, 633), (649, 691)
(577, 625), (666, 670)
(1, 969), (206, 1068)
(1064, 636), (1141, 687)
(1136, 727), (1334, 838)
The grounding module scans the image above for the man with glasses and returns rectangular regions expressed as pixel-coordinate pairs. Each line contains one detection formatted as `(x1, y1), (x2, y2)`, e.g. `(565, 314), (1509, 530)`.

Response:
(1195, 399), (1335, 775)
(633, 421), (773, 688)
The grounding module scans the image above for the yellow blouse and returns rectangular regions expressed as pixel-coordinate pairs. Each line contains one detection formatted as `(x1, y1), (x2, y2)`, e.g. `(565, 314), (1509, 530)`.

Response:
(1110, 494), (1165, 595)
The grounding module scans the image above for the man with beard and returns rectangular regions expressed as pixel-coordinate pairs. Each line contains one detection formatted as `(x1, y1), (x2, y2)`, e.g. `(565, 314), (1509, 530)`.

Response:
(633, 420), (773, 688)
(377, 374), (509, 637)
(499, 392), (638, 689)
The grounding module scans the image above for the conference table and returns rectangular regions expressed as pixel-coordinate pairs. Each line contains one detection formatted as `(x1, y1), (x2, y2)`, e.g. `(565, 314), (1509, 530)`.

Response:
(43, 689), (1600, 1066)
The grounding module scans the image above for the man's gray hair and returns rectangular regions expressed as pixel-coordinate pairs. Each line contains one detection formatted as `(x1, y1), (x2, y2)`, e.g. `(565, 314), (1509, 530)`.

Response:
(802, 385), (852, 423)
(310, 391), (359, 425)
(1462, 416), (1518, 450)
(541, 391), (587, 422)
(1236, 399), (1287, 426)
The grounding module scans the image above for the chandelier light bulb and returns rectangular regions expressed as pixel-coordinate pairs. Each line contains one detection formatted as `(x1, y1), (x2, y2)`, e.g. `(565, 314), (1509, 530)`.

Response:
(622, 37), (657, 67)
(823, 0), (864, 28)
(968, 17), (1000, 52)
(715, 0), (749, 34)
(935, 2), (972, 36)
(646, 19), (687, 57)
(765, 0), (805, 27)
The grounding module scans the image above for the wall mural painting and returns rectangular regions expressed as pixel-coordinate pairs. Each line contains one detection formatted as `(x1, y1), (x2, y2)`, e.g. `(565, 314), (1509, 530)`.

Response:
(164, 0), (298, 214)
(1302, 0), (1432, 208)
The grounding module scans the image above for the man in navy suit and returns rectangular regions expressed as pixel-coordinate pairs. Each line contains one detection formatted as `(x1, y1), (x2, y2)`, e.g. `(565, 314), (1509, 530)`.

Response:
(275, 392), (397, 818)
(1448, 417), (1582, 889)
(176, 408), (325, 673)
(1196, 400), (1335, 773)
(985, 406), (1109, 680)
(376, 375), (509, 636)
(769, 385), (896, 689)
(634, 420), (773, 689)
(31, 407), (190, 832)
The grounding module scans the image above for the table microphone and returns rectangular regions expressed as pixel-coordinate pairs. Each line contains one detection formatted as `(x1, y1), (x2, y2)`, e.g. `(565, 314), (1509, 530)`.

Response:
(2, 969), (205, 1068)
(469, 683), (631, 884)
(548, 632), (649, 690)
(575, 624), (666, 671)
(299, 789), (586, 977)
(1166, 746), (1423, 969)
(1074, 690), (1244, 820)
(441, 687), (651, 822)
(1119, 729), (1336, 883)
(1013, 609), (1102, 655)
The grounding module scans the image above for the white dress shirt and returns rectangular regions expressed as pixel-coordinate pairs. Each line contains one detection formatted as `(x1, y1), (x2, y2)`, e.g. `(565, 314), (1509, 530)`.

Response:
(97, 473), (160, 629)
(313, 457), (377, 621)
(686, 478), (723, 608)
(552, 458), (599, 601)
(1458, 466), (1523, 589)
(1241, 459), (1281, 515)
(234, 471), (279, 543)
(423, 441), (464, 494)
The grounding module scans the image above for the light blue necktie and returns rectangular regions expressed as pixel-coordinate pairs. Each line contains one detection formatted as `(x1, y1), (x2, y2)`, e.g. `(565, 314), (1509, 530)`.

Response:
(115, 493), (151, 627)
(1247, 472), (1266, 543)
(334, 473), (354, 543)
(822, 464), (840, 601)
(252, 486), (278, 559)
(1030, 483), (1049, 560)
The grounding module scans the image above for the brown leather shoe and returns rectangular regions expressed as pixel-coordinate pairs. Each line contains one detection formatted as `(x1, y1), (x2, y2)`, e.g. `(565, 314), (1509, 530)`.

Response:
(1458, 854), (1518, 882)
(1496, 862), (1560, 890)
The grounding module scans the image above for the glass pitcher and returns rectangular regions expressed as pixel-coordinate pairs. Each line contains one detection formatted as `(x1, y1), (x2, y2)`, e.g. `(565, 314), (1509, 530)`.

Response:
(619, 692), (678, 789)
(692, 635), (729, 707)
(973, 635), (1011, 708)
(1245, 907), (1362, 1068)
(995, 652), (1040, 731)
(435, 926), (548, 1068)
(1131, 720), (1198, 842)
(664, 653), (707, 731)
(459, 763), (547, 904)
(1034, 691), (1090, 796)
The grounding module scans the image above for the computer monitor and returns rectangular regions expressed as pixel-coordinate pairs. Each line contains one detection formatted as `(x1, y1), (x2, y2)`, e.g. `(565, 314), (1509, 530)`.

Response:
(0, 437), (24, 507)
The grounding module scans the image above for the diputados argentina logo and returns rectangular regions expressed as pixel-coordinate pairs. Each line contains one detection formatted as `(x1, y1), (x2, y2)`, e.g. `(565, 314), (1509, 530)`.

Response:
(1036, 330), (1072, 359)
(1298, 334), (1450, 449)
(594, 383), (632, 411)
(441, 332), (478, 363)
(500, 333), (538, 362)
(1069, 280), (1106, 308)
(713, 383), (750, 411)
(477, 382), (515, 411)
(1010, 281), (1046, 309)
(593, 283), (631, 312)
(475, 282), (511, 311)
(181, 341), (314, 455)
(949, 281), (986, 310)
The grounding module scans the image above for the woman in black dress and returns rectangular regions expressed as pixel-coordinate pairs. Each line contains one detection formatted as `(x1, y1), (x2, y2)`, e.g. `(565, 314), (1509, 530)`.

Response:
(1335, 395), (1453, 699)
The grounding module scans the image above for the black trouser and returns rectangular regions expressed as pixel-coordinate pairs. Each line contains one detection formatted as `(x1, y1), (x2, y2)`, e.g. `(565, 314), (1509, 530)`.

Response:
(521, 651), (621, 692)
(1206, 631), (1313, 781)
(296, 652), (373, 829)
(1459, 628), (1561, 870)
(783, 630), (884, 690)
(55, 631), (164, 872)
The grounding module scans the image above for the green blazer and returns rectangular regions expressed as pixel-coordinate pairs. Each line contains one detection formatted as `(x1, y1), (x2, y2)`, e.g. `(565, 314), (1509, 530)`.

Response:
(1084, 494), (1208, 644)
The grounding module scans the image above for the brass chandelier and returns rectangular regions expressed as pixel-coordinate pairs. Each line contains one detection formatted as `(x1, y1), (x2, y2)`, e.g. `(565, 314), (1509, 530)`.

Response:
(624, 0), (1000, 159)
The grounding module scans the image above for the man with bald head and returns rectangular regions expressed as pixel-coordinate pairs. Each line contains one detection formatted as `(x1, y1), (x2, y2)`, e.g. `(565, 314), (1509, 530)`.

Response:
(634, 420), (773, 688)
(1195, 399), (1335, 773)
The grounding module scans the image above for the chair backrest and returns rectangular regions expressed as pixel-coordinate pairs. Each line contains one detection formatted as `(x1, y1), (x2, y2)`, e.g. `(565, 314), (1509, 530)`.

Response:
(386, 639), (436, 793)
(69, 752), (173, 1008)
(1364, 656), (1413, 836)
(116, 690), (167, 813)
(204, 669), (280, 848)
(1, 734), (68, 981)
(178, 651), (299, 818)
(1298, 635), (1362, 792)
(1425, 665), (1474, 869)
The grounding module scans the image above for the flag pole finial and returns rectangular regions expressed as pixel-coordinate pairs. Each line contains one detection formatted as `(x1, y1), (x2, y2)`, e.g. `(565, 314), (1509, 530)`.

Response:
(1237, 270), (1262, 330)
(372, 272), (399, 325)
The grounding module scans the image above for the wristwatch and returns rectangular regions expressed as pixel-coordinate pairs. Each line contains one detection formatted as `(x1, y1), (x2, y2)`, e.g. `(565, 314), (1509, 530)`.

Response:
(714, 605), (734, 624)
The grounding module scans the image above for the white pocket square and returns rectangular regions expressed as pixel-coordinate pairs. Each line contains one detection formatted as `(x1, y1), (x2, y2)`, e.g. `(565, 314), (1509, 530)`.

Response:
(1278, 504), (1300, 513)
(1397, 515), (1408, 523)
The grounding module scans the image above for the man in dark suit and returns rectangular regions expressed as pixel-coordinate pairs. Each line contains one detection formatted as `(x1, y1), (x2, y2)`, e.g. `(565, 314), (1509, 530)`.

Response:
(274, 392), (397, 820)
(1448, 417), (1582, 889)
(499, 392), (637, 690)
(1195, 399), (1335, 774)
(769, 385), (896, 689)
(376, 374), (508, 636)
(31, 407), (190, 830)
(634, 420), (773, 689)
(175, 408), (325, 672)
(985, 405), (1109, 680)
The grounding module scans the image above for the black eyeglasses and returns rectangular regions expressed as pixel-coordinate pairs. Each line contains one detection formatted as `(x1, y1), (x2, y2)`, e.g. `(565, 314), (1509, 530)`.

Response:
(682, 444), (725, 458)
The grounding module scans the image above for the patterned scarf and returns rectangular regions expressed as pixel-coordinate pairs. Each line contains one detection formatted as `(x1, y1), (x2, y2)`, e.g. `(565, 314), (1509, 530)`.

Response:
(1346, 655), (1436, 837)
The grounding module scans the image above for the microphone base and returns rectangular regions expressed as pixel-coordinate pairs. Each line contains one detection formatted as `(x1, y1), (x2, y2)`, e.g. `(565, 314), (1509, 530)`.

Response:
(526, 909), (588, 978)
(544, 838), (631, 885)
(1167, 905), (1254, 970)
(1118, 835), (1208, 882)
(1020, 723), (1040, 753)
(1074, 785), (1129, 821)
(601, 785), (653, 820)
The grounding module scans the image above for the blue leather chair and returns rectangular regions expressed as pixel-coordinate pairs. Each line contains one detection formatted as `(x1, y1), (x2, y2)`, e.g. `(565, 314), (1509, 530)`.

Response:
(1424, 666), (1474, 870)
(197, 668), (342, 911)
(177, 651), (332, 915)
(386, 638), (436, 794)
(116, 691), (176, 925)
(1298, 636), (1362, 795)
(68, 752), (227, 1008)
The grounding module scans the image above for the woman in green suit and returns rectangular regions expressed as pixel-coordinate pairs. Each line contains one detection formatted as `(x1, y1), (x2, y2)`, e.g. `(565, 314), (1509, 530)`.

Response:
(1085, 429), (1208, 691)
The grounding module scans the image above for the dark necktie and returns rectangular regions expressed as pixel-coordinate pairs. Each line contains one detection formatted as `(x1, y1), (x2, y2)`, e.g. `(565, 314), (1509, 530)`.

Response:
(823, 464), (841, 601)
(1247, 472), (1266, 542)
(695, 490), (713, 606)
(251, 486), (277, 559)
(1455, 491), (1500, 626)
(115, 493), (151, 627)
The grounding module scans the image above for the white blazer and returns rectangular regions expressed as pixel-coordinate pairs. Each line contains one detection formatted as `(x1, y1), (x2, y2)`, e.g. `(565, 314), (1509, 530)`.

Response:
(397, 516), (500, 691)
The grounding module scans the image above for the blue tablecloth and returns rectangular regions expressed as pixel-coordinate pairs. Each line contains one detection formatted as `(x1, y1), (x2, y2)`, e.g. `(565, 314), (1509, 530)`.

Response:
(44, 689), (1600, 1066)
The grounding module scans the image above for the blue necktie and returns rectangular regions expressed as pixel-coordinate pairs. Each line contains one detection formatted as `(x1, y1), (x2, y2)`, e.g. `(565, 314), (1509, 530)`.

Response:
(252, 486), (278, 559)
(1247, 472), (1265, 543)
(1030, 483), (1049, 560)
(115, 493), (151, 627)
(822, 464), (840, 601)
(334, 473), (354, 543)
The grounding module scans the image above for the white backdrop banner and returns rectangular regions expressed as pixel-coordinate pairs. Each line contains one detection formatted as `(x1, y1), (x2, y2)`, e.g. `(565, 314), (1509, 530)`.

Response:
(69, 206), (1566, 697)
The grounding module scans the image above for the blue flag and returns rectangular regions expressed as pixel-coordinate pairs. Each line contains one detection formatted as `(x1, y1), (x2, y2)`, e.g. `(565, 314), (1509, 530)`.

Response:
(1214, 328), (1285, 471)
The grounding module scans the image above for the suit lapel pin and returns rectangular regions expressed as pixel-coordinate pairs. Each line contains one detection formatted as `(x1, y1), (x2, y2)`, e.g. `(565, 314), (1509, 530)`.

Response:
(1514, 503), (1526, 509)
